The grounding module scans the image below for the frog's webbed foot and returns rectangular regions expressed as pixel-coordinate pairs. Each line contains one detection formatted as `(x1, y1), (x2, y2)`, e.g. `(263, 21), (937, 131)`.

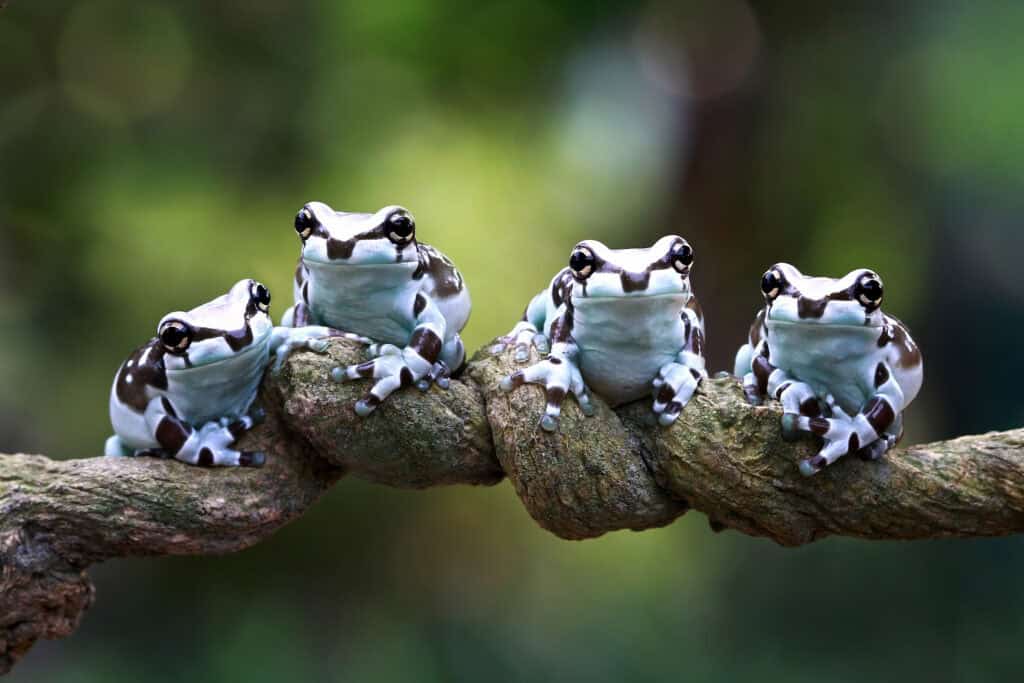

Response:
(494, 321), (550, 362)
(331, 344), (428, 416)
(499, 357), (594, 432)
(270, 325), (333, 374)
(652, 362), (705, 427)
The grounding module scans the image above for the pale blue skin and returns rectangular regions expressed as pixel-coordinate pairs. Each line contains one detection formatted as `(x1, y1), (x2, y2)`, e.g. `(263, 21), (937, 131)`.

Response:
(281, 202), (471, 416)
(499, 236), (707, 431)
(735, 263), (924, 476)
(105, 279), (330, 467)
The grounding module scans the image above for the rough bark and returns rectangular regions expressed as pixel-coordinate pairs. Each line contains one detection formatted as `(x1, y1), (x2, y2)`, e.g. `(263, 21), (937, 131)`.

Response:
(3, 338), (1024, 673)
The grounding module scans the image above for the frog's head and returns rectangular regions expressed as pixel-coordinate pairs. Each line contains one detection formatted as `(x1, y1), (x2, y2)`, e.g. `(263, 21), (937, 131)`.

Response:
(761, 263), (885, 328)
(293, 201), (418, 267)
(567, 235), (694, 301)
(157, 279), (273, 370)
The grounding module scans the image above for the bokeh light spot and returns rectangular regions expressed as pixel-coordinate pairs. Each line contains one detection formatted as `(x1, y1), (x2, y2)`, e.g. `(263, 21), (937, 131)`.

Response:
(635, 0), (761, 101)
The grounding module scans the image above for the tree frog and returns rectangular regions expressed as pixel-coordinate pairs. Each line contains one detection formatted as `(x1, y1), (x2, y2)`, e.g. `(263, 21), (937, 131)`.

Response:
(734, 263), (924, 476)
(105, 279), (330, 467)
(281, 201), (471, 416)
(498, 235), (707, 431)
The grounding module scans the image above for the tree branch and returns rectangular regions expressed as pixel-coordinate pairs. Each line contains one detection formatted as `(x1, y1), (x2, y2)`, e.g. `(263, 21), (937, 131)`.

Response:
(3, 339), (1023, 673)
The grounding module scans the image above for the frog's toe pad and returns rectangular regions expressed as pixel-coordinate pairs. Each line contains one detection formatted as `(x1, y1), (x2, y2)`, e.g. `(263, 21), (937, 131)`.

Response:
(500, 372), (525, 393)
(540, 414), (559, 432)
(780, 413), (801, 441)
(798, 455), (827, 477)
(239, 451), (266, 468)
(354, 398), (378, 417)
(657, 404), (683, 427)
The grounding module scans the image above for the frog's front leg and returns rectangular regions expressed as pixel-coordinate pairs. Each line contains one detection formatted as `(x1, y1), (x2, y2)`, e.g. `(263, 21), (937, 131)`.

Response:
(269, 324), (334, 373)
(142, 397), (264, 467)
(651, 357), (706, 427)
(499, 338), (595, 431)
(330, 295), (447, 416)
(651, 305), (707, 426)
(499, 291), (551, 361)
(792, 364), (906, 476)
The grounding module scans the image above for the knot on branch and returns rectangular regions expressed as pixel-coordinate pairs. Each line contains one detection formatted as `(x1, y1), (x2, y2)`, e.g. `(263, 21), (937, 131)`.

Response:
(268, 339), (1024, 545)
(4, 336), (1024, 674)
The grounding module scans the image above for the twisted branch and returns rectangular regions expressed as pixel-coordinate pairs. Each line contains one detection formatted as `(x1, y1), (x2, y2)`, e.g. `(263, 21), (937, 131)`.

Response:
(3, 339), (1023, 674)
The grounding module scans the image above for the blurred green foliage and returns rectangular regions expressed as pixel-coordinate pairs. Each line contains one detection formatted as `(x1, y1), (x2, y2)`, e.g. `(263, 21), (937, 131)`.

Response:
(2, 0), (1024, 680)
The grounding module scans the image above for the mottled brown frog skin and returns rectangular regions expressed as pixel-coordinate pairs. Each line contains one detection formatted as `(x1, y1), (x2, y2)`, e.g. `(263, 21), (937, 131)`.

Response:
(735, 263), (923, 476)
(106, 279), (330, 467)
(282, 201), (471, 416)
(500, 235), (707, 432)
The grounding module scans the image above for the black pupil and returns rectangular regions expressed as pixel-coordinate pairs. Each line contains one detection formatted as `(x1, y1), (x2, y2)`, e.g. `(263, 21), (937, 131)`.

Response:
(860, 279), (882, 301)
(570, 249), (592, 273)
(162, 325), (186, 346)
(295, 209), (316, 234)
(674, 244), (693, 265)
(762, 272), (779, 294)
(390, 213), (413, 237)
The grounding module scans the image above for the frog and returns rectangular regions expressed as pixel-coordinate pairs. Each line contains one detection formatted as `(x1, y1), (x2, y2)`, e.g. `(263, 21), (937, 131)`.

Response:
(498, 235), (707, 431)
(734, 263), (924, 476)
(105, 279), (331, 467)
(281, 201), (471, 416)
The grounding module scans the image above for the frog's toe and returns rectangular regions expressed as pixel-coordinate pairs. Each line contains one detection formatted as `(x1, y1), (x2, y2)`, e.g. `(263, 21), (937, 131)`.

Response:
(856, 437), (893, 462)
(239, 451), (266, 468)
(354, 398), (378, 417)
(657, 403), (683, 427)
(249, 405), (267, 425)
(533, 334), (550, 354)
(334, 360), (375, 384)
(500, 371), (525, 393)
(577, 392), (597, 417)
(798, 455), (827, 477)
(540, 414), (560, 432)
(780, 413), (801, 441)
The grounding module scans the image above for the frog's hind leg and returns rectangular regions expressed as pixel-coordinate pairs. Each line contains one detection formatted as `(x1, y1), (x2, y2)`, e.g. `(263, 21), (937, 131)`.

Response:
(856, 415), (903, 462)
(142, 398), (265, 468)
(409, 334), (465, 391)
(793, 367), (906, 476)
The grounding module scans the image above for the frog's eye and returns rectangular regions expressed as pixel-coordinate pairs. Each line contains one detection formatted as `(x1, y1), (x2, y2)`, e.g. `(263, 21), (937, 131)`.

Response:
(670, 242), (694, 272)
(250, 281), (271, 313)
(159, 320), (193, 354)
(856, 274), (884, 310)
(761, 269), (783, 300)
(569, 246), (596, 279)
(386, 210), (415, 244)
(294, 207), (319, 241)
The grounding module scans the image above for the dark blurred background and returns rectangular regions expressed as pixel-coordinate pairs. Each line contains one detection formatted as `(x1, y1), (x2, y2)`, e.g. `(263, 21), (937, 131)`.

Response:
(3, 0), (1024, 680)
